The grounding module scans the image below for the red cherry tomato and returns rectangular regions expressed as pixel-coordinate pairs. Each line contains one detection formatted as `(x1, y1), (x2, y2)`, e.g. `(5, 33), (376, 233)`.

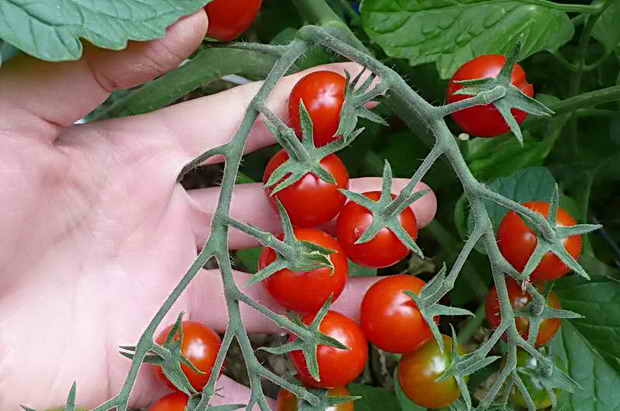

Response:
(361, 274), (436, 353)
(258, 228), (349, 313)
(485, 277), (561, 347)
(446, 54), (534, 137)
(497, 201), (582, 282)
(263, 149), (349, 228)
(288, 71), (346, 147)
(398, 335), (463, 409)
(336, 191), (418, 268)
(276, 386), (354, 411)
(289, 311), (368, 388)
(148, 392), (188, 411)
(154, 321), (221, 392)
(205, 0), (263, 42)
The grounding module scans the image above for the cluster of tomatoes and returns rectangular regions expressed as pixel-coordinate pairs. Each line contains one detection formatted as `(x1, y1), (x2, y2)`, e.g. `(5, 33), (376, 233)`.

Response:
(146, 39), (584, 409)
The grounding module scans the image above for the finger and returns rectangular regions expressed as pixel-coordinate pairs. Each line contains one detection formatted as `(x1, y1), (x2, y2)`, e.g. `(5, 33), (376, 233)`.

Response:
(0, 11), (207, 141)
(189, 269), (380, 334)
(151, 62), (376, 165)
(187, 178), (437, 249)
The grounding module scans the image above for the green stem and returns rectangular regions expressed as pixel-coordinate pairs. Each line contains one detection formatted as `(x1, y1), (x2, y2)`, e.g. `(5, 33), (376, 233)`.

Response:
(291, 0), (341, 25)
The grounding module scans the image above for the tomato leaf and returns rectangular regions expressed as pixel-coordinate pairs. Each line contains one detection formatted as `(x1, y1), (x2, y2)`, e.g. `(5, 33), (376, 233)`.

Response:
(348, 384), (403, 411)
(592, 1), (620, 54)
(550, 319), (620, 410)
(360, 0), (574, 79)
(0, 0), (213, 61)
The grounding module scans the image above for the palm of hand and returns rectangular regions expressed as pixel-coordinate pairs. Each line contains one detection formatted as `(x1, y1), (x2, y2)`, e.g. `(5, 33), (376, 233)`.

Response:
(1, 125), (201, 408)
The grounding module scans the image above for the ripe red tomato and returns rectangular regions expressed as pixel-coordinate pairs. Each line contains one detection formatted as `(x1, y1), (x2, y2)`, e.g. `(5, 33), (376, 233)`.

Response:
(263, 149), (349, 228)
(289, 310), (368, 388)
(148, 392), (188, 411)
(398, 335), (463, 409)
(497, 201), (582, 282)
(288, 71), (346, 147)
(205, 0), (263, 42)
(258, 228), (349, 313)
(336, 191), (418, 268)
(485, 277), (561, 347)
(276, 386), (354, 411)
(154, 321), (221, 392)
(446, 54), (534, 137)
(361, 274), (436, 353)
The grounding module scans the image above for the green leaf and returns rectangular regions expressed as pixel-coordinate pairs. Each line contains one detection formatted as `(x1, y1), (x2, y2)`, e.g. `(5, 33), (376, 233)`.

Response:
(236, 247), (262, 274)
(360, 0), (573, 79)
(466, 133), (554, 182)
(348, 384), (403, 411)
(592, 1), (620, 54)
(0, 0), (213, 61)
(348, 260), (377, 277)
(483, 167), (556, 231)
(554, 274), (620, 378)
(550, 321), (620, 411)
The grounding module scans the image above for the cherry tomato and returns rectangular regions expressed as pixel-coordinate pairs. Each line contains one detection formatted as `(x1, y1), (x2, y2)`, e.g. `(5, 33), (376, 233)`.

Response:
(497, 201), (582, 282)
(258, 228), (349, 313)
(289, 310), (368, 388)
(263, 149), (349, 228)
(289, 71), (346, 147)
(398, 335), (463, 409)
(148, 392), (188, 411)
(154, 321), (221, 392)
(446, 54), (534, 137)
(361, 274), (436, 353)
(485, 277), (561, 347)
(511, 349), (556, 409)
(336, 191), (418, 268)
(276, 386), (354, 411)
(205, 0), (263, 42)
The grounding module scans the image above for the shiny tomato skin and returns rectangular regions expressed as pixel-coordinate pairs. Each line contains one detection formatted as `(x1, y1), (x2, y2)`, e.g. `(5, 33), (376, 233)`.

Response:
(276, 386), (354, 411)
(205, 0), (263, 42)
(148, 392), (188, 411)
(263, 149), (349, 228)
(258, 228), (349, 313)
(498, 201), (582, 282)
(289, 311), (368, 388)
(447, 54), (534, 137)
(398, 335), (463, 409)
(289, 71), (346, 147)
(336, 191), (418, 268)
(154, 321), (222, 392)
(361, 274), (435, 353)
(485, 277), (561, 347)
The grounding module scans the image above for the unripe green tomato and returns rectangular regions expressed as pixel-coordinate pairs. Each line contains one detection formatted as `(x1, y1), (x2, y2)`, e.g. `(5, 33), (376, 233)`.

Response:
(511, 349), (556, 409)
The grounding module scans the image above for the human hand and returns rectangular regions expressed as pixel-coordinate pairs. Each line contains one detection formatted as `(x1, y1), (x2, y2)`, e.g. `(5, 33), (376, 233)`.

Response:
(0, 10), (436, 410)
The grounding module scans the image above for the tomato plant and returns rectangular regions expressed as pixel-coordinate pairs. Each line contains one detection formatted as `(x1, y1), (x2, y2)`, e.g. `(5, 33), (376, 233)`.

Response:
(276, 386), (354, 411)
(485, 277), (561, 347)
(511, 350), (556, 409)
(263, 149), (349, 228)
(289, 310), (368, 388)
(446, 54), (534, 137)
(154, 321), (222, 392)
(498, 201), (582, 282)
(360, 274), (435, 353)
(205, 0), (263, 42)
(398, 335), (463, 409)
(336, 191), (418, 268)
(288, 71), (346, 147)
(258, 227), (349, 313)
(147, 392), (188, 411)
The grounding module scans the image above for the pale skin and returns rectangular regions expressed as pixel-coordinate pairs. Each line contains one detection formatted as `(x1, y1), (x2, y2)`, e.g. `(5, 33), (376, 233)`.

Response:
(0, 10), (437, 410)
